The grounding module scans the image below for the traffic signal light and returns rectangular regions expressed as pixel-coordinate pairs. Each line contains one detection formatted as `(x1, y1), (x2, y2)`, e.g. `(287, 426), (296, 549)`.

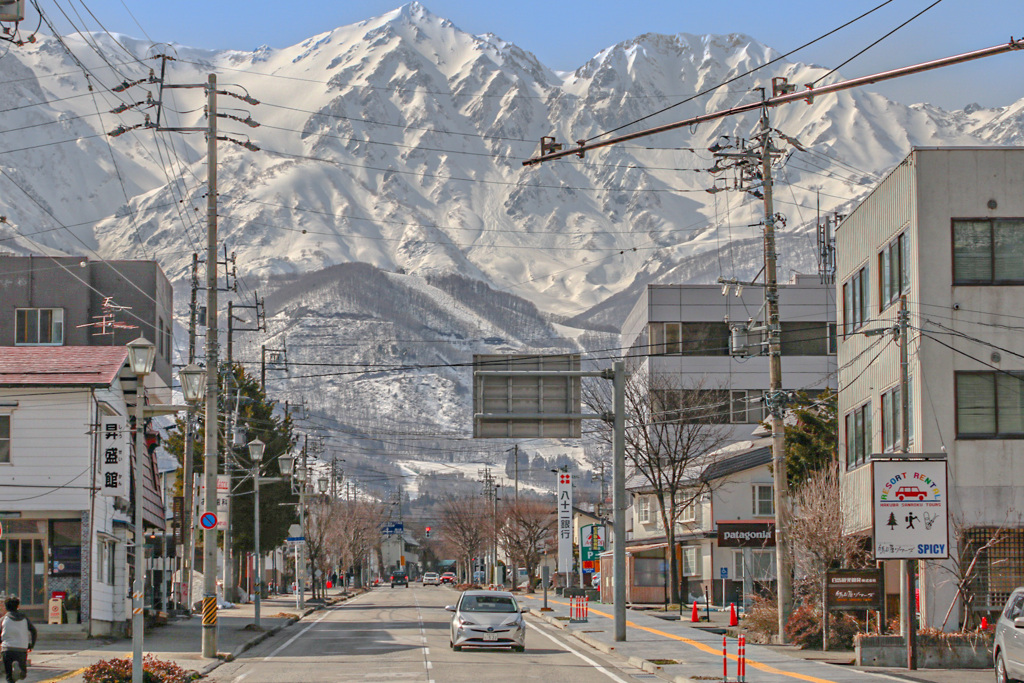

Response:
(425, 526), (431, 538)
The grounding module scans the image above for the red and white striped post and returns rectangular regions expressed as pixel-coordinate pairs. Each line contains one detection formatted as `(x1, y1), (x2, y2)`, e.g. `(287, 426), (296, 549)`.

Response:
(723, 634), (728, 682)
(739, 634), (746, 683)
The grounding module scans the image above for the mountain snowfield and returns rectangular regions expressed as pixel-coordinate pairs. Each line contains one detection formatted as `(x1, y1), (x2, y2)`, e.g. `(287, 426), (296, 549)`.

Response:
(2, 3), (1023, 484)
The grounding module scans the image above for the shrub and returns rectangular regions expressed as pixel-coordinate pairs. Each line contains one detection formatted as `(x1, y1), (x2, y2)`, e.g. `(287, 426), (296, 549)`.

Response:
(785, 604), (861, 650)
(744, 594), (779, 644)
(83, 655), (198, 683)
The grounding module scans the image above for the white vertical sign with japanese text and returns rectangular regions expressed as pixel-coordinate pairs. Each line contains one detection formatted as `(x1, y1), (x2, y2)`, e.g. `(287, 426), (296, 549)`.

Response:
(557, 472), (572, 574)
(99, 416), (128, 498)
(216, 474), (230, 530)
(872, 459), (948, 559)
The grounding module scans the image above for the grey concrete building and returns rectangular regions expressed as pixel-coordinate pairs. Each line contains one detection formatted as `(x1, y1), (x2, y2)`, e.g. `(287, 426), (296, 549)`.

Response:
(837, 147), (1024, 630)
(0, 255), (174, 392)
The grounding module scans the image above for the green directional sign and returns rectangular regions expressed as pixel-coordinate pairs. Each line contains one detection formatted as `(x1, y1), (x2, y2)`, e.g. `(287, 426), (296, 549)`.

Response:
(580, 524), (606, 567)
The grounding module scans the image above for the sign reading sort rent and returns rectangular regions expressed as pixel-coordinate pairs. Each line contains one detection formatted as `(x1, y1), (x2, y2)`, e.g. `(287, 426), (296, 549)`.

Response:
(872, 459), (948, 560)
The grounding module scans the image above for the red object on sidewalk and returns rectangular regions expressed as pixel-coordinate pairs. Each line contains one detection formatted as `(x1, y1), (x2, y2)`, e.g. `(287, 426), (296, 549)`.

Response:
(739, 634), (746, 683)
(723, 634), (728, 682)
(692, 600), (700, 622)
(981, 616), (990, 630)
(729, 602), (738, 627)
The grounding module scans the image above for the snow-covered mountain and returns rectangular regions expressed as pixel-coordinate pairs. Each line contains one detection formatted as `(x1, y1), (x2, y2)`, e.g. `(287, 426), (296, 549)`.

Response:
(2, 3), (1022, 484)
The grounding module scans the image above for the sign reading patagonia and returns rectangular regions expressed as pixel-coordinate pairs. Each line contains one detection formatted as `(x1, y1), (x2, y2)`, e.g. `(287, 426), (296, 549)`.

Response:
(716, 521), (776, 548)
(99, 416), (129, 498)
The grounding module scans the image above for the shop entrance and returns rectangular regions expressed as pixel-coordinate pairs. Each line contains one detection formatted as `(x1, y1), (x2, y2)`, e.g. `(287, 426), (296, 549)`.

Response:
(0, 521), (48, 617)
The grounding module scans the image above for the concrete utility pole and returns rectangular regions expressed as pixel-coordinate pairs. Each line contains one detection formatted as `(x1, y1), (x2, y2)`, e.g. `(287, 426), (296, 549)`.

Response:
(298, 435), (307, 610)
(181, 253), (198, 611)
(898, 296), (917, 670)
(201, 73), (220, 659)
(611, 361), (626, 642)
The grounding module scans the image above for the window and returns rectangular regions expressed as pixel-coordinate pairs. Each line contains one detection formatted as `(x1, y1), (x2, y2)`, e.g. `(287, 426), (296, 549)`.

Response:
(15, 308), (64, 345)
(842, 267), (869, 335)
(637, 496), (651, 524)
(735, 550), (776, 581)
(682, 546), (701, 576)
(97, 539), (116, 586)
(879, 233), (911, 309)
(752, 484), (774, 516)
(648, 322), (730, 356)
(659, 389), (730, 424)
(956, 372), (1024, 437)
(730, 389), (765, 424)
(845, 401), (872, 468)
(0, 414), (9, 463)
(953, 219), (1024, 284)
(780, 322), (831, 356)
(827, 323), (838, 355)
(881, 381), (915, 451)
(634, 558), (667, 587)
(678, 500), (697, 524)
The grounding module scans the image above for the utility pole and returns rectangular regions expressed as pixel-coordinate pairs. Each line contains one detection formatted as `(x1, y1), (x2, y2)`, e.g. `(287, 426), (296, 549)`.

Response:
(898, 296), (916, 670)
(201, 74), (220, 659)
(298, 435), (307, 610)
(181, 253), (199, 613)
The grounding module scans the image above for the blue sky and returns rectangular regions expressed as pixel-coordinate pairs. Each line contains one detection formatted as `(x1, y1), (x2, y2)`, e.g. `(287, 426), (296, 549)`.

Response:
(36, 0), (1024, 110)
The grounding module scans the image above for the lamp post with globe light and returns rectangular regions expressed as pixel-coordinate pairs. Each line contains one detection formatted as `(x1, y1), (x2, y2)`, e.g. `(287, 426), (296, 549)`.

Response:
(126, 337), (156, 683)
(178, 363), (205, 613)
(247, 439), (265, 629)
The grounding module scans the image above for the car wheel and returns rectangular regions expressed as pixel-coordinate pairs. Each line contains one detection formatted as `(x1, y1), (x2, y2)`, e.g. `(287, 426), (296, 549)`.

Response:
(453, 645), (462, 652)
(996, 652), (1009, 683)
(512, 645), (525, 653)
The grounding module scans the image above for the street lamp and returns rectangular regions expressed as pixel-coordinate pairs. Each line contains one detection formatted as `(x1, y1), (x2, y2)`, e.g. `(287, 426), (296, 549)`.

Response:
(248, 438), (265, 630)
(278, 454), (294, 477)
(317, 476), (329, 494)
(178, 364), (205, 614)
(126, 336), (155, 683)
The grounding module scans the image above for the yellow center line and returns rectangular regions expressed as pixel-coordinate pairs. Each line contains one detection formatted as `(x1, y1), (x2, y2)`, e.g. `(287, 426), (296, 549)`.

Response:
(524, 595), (839, 683)
(39, 667), (88, 683)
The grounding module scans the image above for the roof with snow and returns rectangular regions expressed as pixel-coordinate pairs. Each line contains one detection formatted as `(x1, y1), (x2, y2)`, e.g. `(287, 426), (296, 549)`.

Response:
(0, 346), (128, 387)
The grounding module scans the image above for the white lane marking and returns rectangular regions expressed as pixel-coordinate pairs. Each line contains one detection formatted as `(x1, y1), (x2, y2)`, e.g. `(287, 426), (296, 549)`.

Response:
(414, 592), (434, 680)
(261, 607), (334, 661)
(232, 673), (251, 683)
(528, 620), (633, 683)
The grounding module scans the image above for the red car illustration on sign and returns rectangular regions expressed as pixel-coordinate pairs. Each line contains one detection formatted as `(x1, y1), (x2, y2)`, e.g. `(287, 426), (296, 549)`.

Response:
(895, 486), (926, 501)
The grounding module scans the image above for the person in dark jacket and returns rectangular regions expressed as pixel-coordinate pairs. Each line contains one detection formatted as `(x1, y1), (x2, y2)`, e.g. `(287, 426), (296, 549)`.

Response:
(1, 597), (37, 683)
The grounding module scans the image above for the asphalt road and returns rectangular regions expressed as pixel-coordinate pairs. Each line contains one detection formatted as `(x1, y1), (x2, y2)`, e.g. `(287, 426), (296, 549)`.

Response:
(208, 585), (655, 682)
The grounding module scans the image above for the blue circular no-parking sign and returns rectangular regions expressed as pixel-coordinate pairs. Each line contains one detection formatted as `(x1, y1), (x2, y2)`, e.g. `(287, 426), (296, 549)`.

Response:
(200, 512), (218, 529)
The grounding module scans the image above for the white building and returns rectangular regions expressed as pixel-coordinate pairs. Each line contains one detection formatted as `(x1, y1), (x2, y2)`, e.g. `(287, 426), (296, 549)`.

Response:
(622, 276), (837, 439)
(0, 346), (165, 635)
(837, 147), (1024, 629)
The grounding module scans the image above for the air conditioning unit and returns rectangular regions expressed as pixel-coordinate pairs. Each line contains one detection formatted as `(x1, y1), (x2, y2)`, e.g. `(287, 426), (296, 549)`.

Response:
(0, 0), (25, 22)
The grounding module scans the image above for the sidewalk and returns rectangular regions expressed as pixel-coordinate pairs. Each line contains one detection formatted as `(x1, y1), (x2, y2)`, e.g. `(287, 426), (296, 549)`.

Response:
(520, 594), (990, 683)
(27, 588), (360, 683)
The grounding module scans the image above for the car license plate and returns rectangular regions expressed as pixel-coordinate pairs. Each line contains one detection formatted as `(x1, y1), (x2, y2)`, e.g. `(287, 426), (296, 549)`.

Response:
(483, 633), (498, 641)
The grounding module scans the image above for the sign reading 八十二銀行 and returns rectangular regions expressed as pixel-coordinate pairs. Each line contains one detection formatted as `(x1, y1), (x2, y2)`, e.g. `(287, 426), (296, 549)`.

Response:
(872, 458), (948, 560)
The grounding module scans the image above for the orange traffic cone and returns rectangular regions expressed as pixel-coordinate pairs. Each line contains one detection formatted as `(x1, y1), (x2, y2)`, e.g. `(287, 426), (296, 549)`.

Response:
(729, 602), (738, 627)
(691, 600), (700, 622)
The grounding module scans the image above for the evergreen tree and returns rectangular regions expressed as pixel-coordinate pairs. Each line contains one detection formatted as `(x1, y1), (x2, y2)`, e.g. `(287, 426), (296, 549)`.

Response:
(783, 390), (839, 487)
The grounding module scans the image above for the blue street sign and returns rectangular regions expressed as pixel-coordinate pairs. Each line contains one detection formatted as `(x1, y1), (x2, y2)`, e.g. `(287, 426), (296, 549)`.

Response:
(382, 522), (404, 537)
(720, 567), (728, 579)
(286, 536), (305, 543)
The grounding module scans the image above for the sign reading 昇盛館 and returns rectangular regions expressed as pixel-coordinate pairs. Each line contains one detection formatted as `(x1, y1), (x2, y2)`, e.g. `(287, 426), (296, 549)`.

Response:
(99, 417), (128, 498)
(872, 459), (948, 560)
(557, 473), (572, 574)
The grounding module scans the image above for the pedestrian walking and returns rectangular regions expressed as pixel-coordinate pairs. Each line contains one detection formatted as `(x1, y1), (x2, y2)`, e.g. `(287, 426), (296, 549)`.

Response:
(1, 597), (37, 683)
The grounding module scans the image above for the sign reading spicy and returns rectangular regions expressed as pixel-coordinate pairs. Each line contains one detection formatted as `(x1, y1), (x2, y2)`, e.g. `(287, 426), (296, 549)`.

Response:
(716, 521), (776, 548)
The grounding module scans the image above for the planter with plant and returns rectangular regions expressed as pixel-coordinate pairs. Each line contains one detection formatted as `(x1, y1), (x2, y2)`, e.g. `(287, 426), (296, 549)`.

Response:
(65, 594), (80, 624)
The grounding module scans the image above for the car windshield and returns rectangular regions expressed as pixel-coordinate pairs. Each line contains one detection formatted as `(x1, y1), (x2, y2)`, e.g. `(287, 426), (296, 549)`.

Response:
(460, 595), (518, 613)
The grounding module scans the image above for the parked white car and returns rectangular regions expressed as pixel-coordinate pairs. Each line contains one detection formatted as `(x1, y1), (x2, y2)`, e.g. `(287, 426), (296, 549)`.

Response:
(995, 587), (1024, 683)
(423, 572), (441, 586)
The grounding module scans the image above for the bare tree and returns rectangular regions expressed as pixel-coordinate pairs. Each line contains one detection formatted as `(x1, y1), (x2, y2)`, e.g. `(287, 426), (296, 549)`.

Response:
(788, 461), (869, 603)
(440, 495), (490, 582)
(331, 498), (389, 588)
(304, 495), (338, 601)
(586, 372), (730, 603)
(497, 499), (555, 593)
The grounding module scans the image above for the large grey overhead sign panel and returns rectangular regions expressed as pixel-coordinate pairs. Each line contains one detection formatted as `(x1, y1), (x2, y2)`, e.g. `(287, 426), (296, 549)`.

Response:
(473, 354), (582, 438)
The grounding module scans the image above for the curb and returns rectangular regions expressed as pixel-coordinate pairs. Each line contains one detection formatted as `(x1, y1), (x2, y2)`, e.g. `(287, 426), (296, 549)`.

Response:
(197, 592), (357, 677)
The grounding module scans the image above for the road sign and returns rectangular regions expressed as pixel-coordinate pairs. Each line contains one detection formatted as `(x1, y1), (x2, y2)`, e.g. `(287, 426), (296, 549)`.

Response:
(472, 354), (582, 438)
(382, 522), (404, 537)
(872, 458), (948, 559)
(199, 512), (218, 530)
(580, 524), (606, 564)
(720, 567), (728, 579)
(286, 536), (305, 544)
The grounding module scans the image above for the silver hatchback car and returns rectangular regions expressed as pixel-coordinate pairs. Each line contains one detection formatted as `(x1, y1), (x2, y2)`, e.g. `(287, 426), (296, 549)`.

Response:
(446, 590), (526, 652)
(995, 587), (1024, 683)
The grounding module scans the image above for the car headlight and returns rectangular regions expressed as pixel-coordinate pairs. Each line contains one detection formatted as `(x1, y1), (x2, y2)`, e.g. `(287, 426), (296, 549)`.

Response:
(458, 617), (477, 627)
(501, 615), (523, 627)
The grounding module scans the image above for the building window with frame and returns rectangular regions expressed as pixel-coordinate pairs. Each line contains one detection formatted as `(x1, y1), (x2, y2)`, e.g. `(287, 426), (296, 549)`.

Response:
(0, 414), (9, 463)
(731, 389), (766, 424)
(953, 219), (1024, 284)
(677, 499), (697, 524)
(845, 401), (872, 468)
(827, 323), (838, 355)
(15, 308), (64, 345)
(682, 546), (700, 576)
(752, 484), (774, 516)
(735, 550), (776, 581)
(637, 496), (651, 524)
(842, 267), (869, 335)
(879, 232), (910, 309)
(956, 371), (1024, 437)
(881, 381), (915, 451)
